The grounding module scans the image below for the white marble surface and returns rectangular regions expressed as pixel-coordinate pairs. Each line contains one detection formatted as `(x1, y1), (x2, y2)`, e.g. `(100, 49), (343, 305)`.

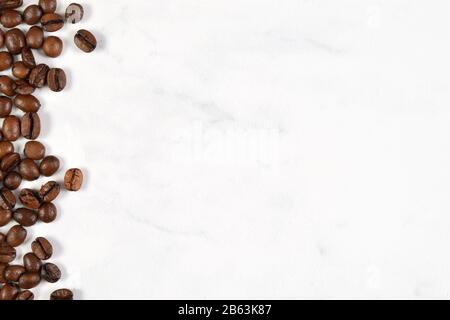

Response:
(5, 0), (450, 299)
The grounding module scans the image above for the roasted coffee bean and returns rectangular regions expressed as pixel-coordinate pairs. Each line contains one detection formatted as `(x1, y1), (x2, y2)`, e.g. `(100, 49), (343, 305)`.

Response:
(0, 209), (12, 226)
(0, 9), (22, 28)
(23, 4), (43, 25)
(0, 282), (19, 300)
(21, 112), (41, 140)
(4, 28), (25, 55)
(0, 241), (15, 263)
(74, 29), (97, 53)
(43, 36), (63, 58)
(26, 26), (44, 49)
(18, 272), (40, 289)
(28, 63), (49, 88)
(15, 290), (34, 300)
(0, 262), (7, 283)
(21, 47), (36, 67)
(31, 237), (52, 260)
(50, 288), (73, 300)
(0, 76), (16, 96)
(13, 208), (37, 227)
(39, 0), (57, 13)
(0, 152), (20, 172)
(0, 141), (13, 159)
(0, 188), (15, 210)
(47, 68), (66, 92)
(39, 181), (60, 203)
(0, 96), (12, 118)
(0, 51), (12, 71)
(14, 94), (41, 113)
(23, 252), (41, 273)
(19, 158), (40, 180)
(24, 141), (45, 160)
(2, 116), (20, 141)
(41, 13), (64, 32)
(65, 3), (83, 24)
(12, 61), (31, 79)
(40, 155), (59, 176)
(15, 79), (35, 95)
(38, 202), (56, 223)
(4, 171), (22, 190)
(4, 265), (25, 282)
(0, 29), (4, 48)
(41, 263), (60, 283)
(64, 168), (83, 191)
(6, 225), (27, 247)
(0, 0), (22, 10)
(19, 189), (41, 209)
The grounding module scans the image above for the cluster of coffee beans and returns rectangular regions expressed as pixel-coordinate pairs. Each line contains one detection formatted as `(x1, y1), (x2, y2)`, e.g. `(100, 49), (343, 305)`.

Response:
(0, 0), (95, 300)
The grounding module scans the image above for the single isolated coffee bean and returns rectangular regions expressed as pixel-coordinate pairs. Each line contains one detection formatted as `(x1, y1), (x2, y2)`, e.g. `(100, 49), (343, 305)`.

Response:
(12, 61), (31, 79)
(15, 79), (35, 95)
(0, 51), (13, 71)
(38, 202), (57, 223)
(19, 158), (40, 181)
(4, 171), (22, 190)
(39, 181), (60, 202)
(21, 47), (36, 67)
(26, 26), (44, 49)
(64, 168), (83, 191)
(0, 96), (12, 118)
(43, 36), (63, 58)
(0, 187), (16, 210)
(47, 68), (66, 92)
(0, 241), (16, 263)
(0, 282), (19, 300)
(41, 263), (60, 283)
(0, 141), (14, 159)
(74, 29), (97, 53)
(16, 290), (34, 300)
(4, 265), (25, 282)
(6, 225), (27, 247)
(13, 208), (37, 227)
(4, 28), (25, 55)
(40, 155), (59, 176)
(18, 272), (41, 289)
(41, 13), (64, 32)
(2, 116), (21, 141)
(19, 189), (41, 209)
(28, 64), (49, 88)
(14, 94), (41, 113)
(23, 4), (43, 25)
(0, 152), (20, 172)
(24, 141), (45, 160)
(21, 112), (41, 140)
(50, 289), (73, 300)
(65, 3), (83, 24)
(23, 252), (41, 273)
(0, 9), (22, 28)
(0, 208), (12, 227)
(0, 76), (16, 96)
(39, 0), (57, 13)
(31, 237), (52, 260)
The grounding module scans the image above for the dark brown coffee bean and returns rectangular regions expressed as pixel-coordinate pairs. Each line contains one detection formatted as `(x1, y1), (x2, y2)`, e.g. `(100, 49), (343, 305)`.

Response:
(18, 272), (40, 289)
(39, 181), (60, 202)
(23, 252), (41, 273)
(41, 13), (64, 32)
(0, 152), (20, 172)
(0, 51), (12, 71)
(4, 265), (25, 282)
(31, 237), (52, 260)
(19, 189), (41, 209)
(47, 68), (66, 92)
(21, 47), (36, 67)
(24, 141), (45, 160)
(26, 26), (44, 49)
(43, 36), (63, 58)
(50, 288), (73, 300)
(0, 262), (7, 283)
(0, 96), (12, 118)
(0, 208), (12, 226)
(64, 168), (83, 191)
(19, 158), (40, 181)
(0, 0), (23, 10)
(0, 187), (15, 210)
(0, 9), (22, 28)
(28, 63), (49, 88)
(74, 29), (96, 53)
(41, 263), (60, 283)
(0, 241), (15, 263)
(65, 3), (83, 24)
(15, 79), (35, 95)
(13, 208), (37, 227)
(0, 76), (16, 96)
(4, 171), (22, 190)
(21, 112), (41, 140)
(39, 0), (57, 13)
(0, 29), (4, 48)
(6, 225), (26, 247)
(40, 155), (59, 176)
(0, 141), (13, 159)
(38, 202), (56, 223)
(23, 4), (43, 25)
(2, 116), (20, 141)
(14, 94), (41, 113)
(0, 282), (19, 300)
(5, 28), (25, 55)
(12, 61), (31, 79)
(15, 290), (34, 300)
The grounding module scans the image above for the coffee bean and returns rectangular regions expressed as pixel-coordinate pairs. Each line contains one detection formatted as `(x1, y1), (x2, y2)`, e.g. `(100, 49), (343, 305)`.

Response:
(24, 141), (45, 160)
(19, 158), (40, 181)
(21, 47), (36, 67)
(41, 13), (64, 32)
(0, 262), (7, 283)
(12, 61), (31, 79)
(15, 290), (34, 300)
(47, 68), (66, 92)
(14, 94), (41, 113)
(5, 28), (25, 55)
(0, 241), (16, 263)
(43, 36), (63, 58)
(31, 237), (52, 260)
(50, 288), (73, 300)
(0, 9), (22, 28)
(74, 29), (97, 53)
(0, 76), (16, 96)
(64, 168), (83, 191)
(4, 265), (25, 282)
(0, 188), (16, 210)
(39, 0), (57, 14)
(0, 0), (22, 10)
(23, 252), (41, 273)
(4, 171), (22, 190)
(0, 282), (19, 300)
(38, 202), (56, 223)
(39, 181), (60, 202)
(65, 3), (83, 24)
(13, 208), (37, 227)
(1, 152), (20, 172)
(6, 225), (27, 247)
(15, 79), (35, 95)
(0, 51), (13, 71)
(41, 263), (60, 283)
(0, 96), (12, 118)
(2, 116), (20, 141)
(26, 26), (44, 49)
(19, 189), (41, 209)
(18, 272), (40, 289)
(0, 209), (12, 226)
(21, 112), (41, 140)
(0, 141), (14, 159)
(23, 4), (43, 25)
(28, 63), (49, 88)
(40, 155), (59, 176)
(0, 29), (4, 48)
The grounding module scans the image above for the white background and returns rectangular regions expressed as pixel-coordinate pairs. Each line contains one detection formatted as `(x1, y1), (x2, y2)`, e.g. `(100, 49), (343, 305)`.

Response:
(4, 0), (450, 299)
